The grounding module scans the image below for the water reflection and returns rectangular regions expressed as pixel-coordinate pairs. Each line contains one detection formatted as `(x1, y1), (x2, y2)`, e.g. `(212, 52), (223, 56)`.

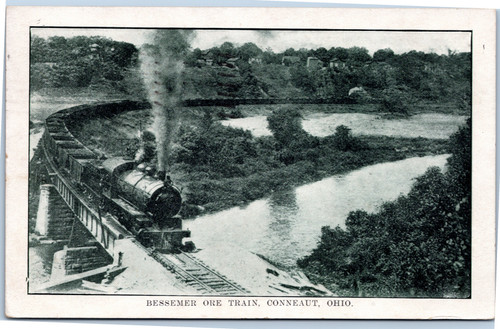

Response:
(268, 189), (298, 231)
(187, 155), (450, 268)
(264, 189), (299, 265)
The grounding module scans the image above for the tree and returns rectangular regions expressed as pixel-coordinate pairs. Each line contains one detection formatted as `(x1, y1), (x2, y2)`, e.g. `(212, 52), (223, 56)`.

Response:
(184, 48), (203, 67)
(283, 48), (297, 56)
(364, 63), (397, 90)
(313, 47), (329, 63)
(267, 107), (305, 148)
(237, 42), (262, 61)
(30, 36), (50, 63)
(373, 48), (395, 62)
(290, 65), (317, 95)
(347, 47), (371, 64)
(30, 35), (139, 90)
(175, 123), (257, 178)
(332, 125), (357, 151)
(262, 49), (281, 64)
(219, 42), (236, 59)
(379, 86), (413, 116)
(393, 50), (426, 90)
(267, 107), (318, 164)
(446, 118), (471, 199)
(328, 47), (348, 61)
(47, 36), (69, 61)
(110, 41), (138, 67)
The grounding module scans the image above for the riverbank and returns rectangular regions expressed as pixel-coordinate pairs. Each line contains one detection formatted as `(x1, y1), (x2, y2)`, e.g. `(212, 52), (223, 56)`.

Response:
(222, 112), (467, 139)
(178, 135), (449, 217)
(235, 102), (467, 118)
(185, 155), (451, 269)
(297, 121), (471, 297)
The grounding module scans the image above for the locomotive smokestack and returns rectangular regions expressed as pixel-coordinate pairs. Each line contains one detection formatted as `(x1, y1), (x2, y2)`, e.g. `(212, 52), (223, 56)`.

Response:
(139, 30), (195, 172)
(156, 170), (166, 182)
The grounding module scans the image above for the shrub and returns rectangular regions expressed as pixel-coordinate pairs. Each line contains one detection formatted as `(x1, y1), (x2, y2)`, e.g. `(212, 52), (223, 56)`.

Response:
(379, 86), (413, 116)
(174, 122), (257, 178)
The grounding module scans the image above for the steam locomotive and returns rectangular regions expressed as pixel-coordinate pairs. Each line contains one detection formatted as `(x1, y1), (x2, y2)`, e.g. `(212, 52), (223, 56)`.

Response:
(85, 157), (194, 252)
(42, 101), (194, 252)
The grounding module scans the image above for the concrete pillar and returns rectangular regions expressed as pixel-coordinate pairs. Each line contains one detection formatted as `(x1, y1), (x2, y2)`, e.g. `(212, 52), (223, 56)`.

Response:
(35, 184), (54, 236)
(50, 247), (68, 281)
(51, 246), (111, 281)
(34, 183), (80, 241)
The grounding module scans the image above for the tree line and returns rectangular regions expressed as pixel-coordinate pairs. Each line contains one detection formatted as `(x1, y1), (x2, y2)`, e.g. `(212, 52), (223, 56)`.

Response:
(184, 41), (471, 111)
(30, 35), (138, 90)
(30, 35), (471, 115)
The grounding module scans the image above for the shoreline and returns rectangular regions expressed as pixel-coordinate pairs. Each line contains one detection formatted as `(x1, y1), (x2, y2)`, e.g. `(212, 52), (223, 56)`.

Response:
(180, 143), (449, 218)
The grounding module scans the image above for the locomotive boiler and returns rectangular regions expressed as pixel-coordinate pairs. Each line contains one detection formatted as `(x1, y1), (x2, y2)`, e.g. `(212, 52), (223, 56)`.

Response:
(100, 158), (182, 224)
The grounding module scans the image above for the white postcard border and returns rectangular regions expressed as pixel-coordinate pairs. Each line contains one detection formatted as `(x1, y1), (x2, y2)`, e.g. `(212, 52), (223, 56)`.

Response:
(5, 6), (496, 319)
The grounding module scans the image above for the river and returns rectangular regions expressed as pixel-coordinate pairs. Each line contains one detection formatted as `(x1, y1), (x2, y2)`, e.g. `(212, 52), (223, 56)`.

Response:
(184, 154), (449, 268)
(221, 113), (467, 139)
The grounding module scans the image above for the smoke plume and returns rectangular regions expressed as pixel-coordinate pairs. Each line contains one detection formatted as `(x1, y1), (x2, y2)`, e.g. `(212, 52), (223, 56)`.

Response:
(140, 30), (195, 172)
(135, 130), (156, 163)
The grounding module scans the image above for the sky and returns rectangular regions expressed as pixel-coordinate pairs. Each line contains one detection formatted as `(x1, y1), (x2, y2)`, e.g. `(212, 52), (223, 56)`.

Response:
(32, 28), (471, 55)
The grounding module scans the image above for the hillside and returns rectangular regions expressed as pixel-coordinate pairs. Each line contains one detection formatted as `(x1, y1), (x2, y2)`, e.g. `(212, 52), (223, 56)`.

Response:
(30, 35), (471, 117)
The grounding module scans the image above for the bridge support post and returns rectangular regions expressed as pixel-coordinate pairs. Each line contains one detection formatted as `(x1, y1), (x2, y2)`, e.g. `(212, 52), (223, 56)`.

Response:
(35, 184), (53, 236)
(51, 246), (111, 282)
(34, 183), (78, 241)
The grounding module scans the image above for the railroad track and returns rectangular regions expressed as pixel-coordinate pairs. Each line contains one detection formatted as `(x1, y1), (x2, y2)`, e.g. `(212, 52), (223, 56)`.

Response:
(151, 251), (250, 295)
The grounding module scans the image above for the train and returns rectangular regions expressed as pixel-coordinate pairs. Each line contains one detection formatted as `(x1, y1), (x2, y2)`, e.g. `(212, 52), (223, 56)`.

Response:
(41, 101), (194, 252)
(39, 96), (358, 251)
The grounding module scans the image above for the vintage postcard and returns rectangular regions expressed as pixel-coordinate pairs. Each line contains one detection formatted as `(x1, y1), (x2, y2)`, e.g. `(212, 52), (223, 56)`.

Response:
(4, 7), (496, 319)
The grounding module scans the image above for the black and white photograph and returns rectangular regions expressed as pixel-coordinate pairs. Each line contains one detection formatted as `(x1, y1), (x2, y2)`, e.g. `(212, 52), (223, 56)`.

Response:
(5, 7), (496, 319)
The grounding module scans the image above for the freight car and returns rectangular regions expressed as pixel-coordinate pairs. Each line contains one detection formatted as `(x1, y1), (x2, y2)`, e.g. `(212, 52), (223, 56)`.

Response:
(41, 101), (194, 252)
